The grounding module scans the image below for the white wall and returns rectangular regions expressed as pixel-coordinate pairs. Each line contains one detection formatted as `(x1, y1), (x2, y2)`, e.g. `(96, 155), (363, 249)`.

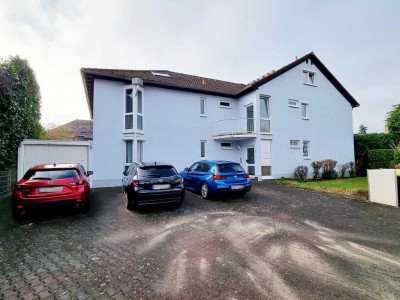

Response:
(92, 79), (125, 187)
(91, 61), (356, 186)
(256, 61), (355, 178)
(92, 81), (242, 187)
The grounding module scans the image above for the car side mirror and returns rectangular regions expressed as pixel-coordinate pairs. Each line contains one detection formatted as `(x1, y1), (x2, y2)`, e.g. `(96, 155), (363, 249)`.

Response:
(123, 171), (127, 176)
(86, 171), (93, 176)
(184, 167), (189, 171)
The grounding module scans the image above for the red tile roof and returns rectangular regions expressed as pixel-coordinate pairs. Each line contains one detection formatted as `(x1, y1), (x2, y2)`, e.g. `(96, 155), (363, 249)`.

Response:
(81, 52), (359, 117)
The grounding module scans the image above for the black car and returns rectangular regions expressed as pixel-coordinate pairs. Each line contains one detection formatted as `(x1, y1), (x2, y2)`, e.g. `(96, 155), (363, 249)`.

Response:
(122, 161), (185, 210)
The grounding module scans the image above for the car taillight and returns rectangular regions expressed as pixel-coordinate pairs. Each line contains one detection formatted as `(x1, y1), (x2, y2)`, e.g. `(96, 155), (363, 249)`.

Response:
(131, 180), (138, 187)
(69, 180), (85, 186)
(213, 174), (227, 180)
(16, 185), (31, 191)
(243, 174), (250, 178)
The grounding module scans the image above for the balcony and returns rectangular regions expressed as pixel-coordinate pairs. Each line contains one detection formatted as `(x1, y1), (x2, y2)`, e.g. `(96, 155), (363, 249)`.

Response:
(212, 118), (257, 140)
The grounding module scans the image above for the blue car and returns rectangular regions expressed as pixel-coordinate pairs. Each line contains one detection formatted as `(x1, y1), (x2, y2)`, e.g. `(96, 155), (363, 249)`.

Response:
(180, 160), (251, 199)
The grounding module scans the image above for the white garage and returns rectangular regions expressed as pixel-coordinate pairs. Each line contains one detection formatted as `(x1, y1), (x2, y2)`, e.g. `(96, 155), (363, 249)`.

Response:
(17, 140), (92, 180)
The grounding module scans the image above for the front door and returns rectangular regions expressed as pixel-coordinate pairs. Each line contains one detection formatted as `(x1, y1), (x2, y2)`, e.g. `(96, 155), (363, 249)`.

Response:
(246, 147), (255, 176)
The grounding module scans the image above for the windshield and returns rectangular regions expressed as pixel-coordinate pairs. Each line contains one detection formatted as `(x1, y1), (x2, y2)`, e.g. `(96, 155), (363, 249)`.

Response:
(215, 163), (245, 173)
(138, 166), (178, 178)
(24, 169), (80, 180)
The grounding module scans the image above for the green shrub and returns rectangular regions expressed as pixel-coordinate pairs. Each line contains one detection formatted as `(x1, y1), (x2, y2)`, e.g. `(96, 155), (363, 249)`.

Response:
(337, 164), (347, 178)
(368, 150), (395, 169)
(393, 151), (400, 166)
(321, 159), (337, 179)
(347, 162), (356, 178)
(354, 133), (392, 155)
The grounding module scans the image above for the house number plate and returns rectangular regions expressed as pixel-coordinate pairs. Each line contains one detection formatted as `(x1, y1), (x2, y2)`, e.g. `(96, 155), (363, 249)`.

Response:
(152, 184), (171, 190)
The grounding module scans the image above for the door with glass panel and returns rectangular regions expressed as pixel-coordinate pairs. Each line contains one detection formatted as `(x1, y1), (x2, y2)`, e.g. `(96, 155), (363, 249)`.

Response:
(246, 147), (255, 176)
(246, 104), (254, 132)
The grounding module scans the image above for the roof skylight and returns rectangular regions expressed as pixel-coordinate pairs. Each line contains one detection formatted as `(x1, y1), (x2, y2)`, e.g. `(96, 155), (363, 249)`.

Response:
(151, 71), (171, 78)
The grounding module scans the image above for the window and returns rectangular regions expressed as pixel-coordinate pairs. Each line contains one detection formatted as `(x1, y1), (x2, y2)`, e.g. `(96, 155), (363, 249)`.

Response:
(137, 141), (143, 163)
(303, 141), (310, 158)
(151, 71), (171, 78)
(220, 101), (231, 108)
(303, 70), (316, 85)
(301, 103), (309, 119)
(260, 95), (271, 133)
(221, 142), (232, 149)
(200, 140), (207, 159)
(137, 90), (143, 130)
(125, 140), (133, 171)
(80, 127), (87, 135)
(290, 140), (300, 148)
(288, 99), (299, 108)
(200, 97), (206, 116)
(125, 89), (134, 130)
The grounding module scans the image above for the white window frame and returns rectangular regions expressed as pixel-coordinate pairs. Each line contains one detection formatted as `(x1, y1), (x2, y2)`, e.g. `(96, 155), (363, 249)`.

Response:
(124, 86), (134, 132)
(200, 97), (206, 117)
(288, 99), (299, 108)
(219, 101), (232, 109)
(124, 139), (134, 171)
(259, 95), (271, 133)
(301, 102), (309, 119)
(303, 140), (310, 159)
(303, 70), (316, 86)
(200, 140), (207, 159)
(137, 140), (144, 163)
(220, 142), (233, 150)
(290, 140), (300, 149)
(136, 87), (144, 133)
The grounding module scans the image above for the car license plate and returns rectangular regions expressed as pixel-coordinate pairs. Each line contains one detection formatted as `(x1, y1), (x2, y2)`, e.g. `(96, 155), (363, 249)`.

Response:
(152, 184), (170, 190)
(38, 187), (63, 193)
(231, 185), (244, 190)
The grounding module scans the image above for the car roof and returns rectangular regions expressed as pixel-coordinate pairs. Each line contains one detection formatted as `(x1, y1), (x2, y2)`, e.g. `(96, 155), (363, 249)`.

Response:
(30, 163), (81, 170)
(199, 160), (239, 165)
(138, 161), (172, 167)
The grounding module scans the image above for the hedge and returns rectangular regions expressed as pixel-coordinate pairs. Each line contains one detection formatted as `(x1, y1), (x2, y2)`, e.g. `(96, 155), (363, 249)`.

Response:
(368, 150), (400, 169)
(354, 133), (392, 155)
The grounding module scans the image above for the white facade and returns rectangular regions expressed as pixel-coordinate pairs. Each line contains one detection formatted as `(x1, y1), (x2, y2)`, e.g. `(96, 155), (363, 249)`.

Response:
(90, 60), (356, 187)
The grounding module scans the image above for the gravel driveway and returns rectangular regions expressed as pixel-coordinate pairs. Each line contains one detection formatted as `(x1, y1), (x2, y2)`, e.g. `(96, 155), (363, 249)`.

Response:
(0, 181), (399, 299)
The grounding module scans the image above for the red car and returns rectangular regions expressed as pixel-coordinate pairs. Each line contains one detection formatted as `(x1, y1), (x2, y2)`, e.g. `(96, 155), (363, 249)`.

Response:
(11, 163), (93, 219)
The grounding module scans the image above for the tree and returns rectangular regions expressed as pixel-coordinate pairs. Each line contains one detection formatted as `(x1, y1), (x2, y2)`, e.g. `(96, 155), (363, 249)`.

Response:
(386, 104), (400, 146)
(0, 56), (42, 170)
(358, 124), (367, 134)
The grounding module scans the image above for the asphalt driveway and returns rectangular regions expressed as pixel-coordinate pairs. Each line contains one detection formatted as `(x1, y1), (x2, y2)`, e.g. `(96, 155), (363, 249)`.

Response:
(0, 182), (399, 299)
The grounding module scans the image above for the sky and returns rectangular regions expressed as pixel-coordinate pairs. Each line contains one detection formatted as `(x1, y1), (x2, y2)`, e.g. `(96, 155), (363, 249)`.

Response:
(0, 0), (399, 133)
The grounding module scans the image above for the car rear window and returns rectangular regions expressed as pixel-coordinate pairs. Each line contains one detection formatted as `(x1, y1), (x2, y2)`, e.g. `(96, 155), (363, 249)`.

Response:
(215, 163), (245, 173)
(24, 169), (80, 180)
(138, 166), (177, 177)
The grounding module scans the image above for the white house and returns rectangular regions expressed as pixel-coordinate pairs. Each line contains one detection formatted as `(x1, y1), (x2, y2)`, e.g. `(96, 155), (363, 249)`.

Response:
(81, 52), (359, 188)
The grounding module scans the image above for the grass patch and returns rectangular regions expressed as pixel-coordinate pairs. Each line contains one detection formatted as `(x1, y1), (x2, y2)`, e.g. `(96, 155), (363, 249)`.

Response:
(275, 177), (368, 200)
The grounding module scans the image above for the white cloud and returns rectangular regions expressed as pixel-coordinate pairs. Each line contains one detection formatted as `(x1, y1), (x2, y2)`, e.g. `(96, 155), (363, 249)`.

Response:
(0, 0), (399, 132)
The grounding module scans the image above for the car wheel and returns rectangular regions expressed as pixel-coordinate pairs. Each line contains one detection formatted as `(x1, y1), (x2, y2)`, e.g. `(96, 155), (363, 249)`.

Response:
(200, 182), (210, 199)
(238, 191), (247, 197)
(81, 201), (90, 213)
(176, 193), (185, 206)
(11, 203), (24, 221)
(126, 193), (137, 210)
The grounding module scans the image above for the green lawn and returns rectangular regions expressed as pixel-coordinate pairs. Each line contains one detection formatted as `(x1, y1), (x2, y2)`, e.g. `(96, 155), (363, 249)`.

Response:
(275, 177), (368, 199)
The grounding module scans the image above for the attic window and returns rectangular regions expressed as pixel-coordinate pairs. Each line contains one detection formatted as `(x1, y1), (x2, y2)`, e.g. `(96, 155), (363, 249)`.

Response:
(151, 72), (171, 78)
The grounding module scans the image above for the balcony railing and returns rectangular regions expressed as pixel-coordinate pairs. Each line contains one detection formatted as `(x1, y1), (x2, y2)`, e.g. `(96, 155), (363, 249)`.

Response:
(212, 118), (257, 139)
